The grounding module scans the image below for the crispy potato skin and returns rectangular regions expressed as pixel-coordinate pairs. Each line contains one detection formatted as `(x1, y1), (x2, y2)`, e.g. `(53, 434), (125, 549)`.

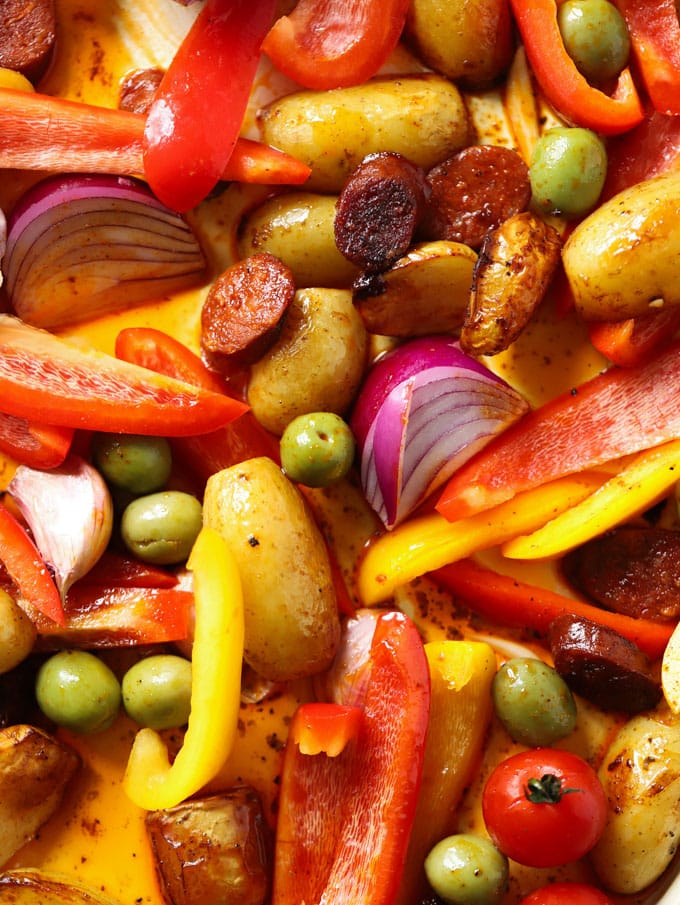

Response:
(260, 75), (471, 193)
(405, 0), (514, 87)
(563, 171), (680, 321)
(591, 709), (680, 894)
(203, 458), (340, 682)
(146, 788), (271, 905)
(461, 211), (561, 355)
(0, 725), (80, 868)
(248, 288), (368, 436)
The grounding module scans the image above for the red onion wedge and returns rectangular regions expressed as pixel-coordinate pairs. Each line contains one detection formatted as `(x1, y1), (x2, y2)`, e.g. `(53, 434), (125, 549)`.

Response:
(350, 336), (530, 529)
(2, 173), (206, 329)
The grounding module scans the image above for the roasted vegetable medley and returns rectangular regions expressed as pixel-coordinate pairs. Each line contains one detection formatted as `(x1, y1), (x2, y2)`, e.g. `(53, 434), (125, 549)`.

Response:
(1, 1), (680, 904)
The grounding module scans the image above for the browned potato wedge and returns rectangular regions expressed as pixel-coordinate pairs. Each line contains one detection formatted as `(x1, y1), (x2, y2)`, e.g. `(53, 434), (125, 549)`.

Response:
(146, 788), (271, 905)
(0, 726), (80, 867)
(460, 211), (561, 355)
(406, 0), (514, 87)
(354, 240), (477, 337)
(0, 870), (117, 903)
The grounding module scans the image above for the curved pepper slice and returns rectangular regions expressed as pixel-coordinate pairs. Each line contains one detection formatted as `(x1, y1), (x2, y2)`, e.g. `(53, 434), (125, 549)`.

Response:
(143, 0), (277, 212)
(613, 0), (680, 116)
(509, 0), (643, 135)
(262, 0), (411, 90)
(0, 500), (64, 625)
(503, 439), (680, 560)
(0, 315), (247, 437)
(0, 414), (73, 469)
(273, 610), (430, 905)
(123, 527), (244, 810)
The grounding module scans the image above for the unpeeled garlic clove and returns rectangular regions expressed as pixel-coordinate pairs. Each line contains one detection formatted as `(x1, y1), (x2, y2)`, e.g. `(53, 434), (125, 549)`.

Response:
(9, 454), (113, 599)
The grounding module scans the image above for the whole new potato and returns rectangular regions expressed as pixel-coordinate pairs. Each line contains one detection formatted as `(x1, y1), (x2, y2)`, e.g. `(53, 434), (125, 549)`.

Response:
(406, 0), (514, 87)
(202, 457), (340, 682)
(260, 75), (470, 193)
(248, 287), (368, 436)
(563, 170), (680, 321)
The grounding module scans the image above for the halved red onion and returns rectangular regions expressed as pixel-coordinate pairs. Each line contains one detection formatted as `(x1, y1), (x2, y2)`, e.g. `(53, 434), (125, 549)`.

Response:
(2, 173), (206, 329)
(350, 336), (529, 529)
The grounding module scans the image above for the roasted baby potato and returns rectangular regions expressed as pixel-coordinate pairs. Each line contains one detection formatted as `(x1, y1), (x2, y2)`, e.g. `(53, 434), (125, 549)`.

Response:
(248, 287), (368, 436)
(146, 787), (271, 905)
(563, 170), (680, 321)
(405, 0), (514, 87)
(237, 192), (358, 289)
(203, 457), (341, 682)
(0, 725), (80, 867)
(354, 240), (477, 337)
(260, 75), (471, 193)
(590, 707), (680, 894)
(460, 211), (562, 355)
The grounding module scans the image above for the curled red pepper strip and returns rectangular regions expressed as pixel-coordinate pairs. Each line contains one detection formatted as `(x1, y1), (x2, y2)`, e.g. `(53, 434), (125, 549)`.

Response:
(273, 611), (430, 905)
(143, 0), (277, 211)
(613, 0), (680, 116)
(509, 0), (644, 135)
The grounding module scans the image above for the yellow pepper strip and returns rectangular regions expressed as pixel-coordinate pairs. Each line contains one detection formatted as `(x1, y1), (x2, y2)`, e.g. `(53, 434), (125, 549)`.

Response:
(503, 438), (680, 561)
(0, 68), (34, 92)
(397, 640), (496, 905)
(123, 527), (244, 810)
(357, 472), (606, 605)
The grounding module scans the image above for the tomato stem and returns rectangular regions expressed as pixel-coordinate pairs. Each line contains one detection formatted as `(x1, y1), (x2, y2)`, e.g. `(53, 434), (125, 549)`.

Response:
(524, 774), (580, 804)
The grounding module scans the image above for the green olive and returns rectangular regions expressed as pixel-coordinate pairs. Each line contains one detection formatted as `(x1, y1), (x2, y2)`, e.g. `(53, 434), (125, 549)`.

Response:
(120, 491), (202, 565)
(530, 127), (607, 217)
(0, 589), (36, 674)
(558, 0), (630, 84)
(280, 412), (356, 487)
(121, 654), (192, 730)
(492, 657), (577, 746)
(35, 650), (121, 734)
(424, 834), (509, 905)
(92, 433), (172, 495)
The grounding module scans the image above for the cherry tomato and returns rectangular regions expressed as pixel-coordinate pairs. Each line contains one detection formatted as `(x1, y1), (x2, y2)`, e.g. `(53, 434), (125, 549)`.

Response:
(519, 882), (614, 905)
(482, 748), (607, 867)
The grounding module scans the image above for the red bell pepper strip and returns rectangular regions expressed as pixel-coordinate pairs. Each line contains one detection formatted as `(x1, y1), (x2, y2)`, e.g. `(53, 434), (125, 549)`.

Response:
(79, 550), (178, 590)
(114, 327), (279, 471)
(431, 559), (673, 661)
(0, 500), (64, 625)
(0, 87), (311, 187)
(588, 307), (680, 368)
(0, 315), (247, 436)
(273, 610), (430, 905)
(437, 340), (680, 521)
(34, 585), (191, 647)
(0, 413), (73, 469)
(262, 0), (411, 90)
(509, 0), (644, 135)
(143, 0), (277, 212)
(613, 0), (680, 116)
(290, 703), (364, 757)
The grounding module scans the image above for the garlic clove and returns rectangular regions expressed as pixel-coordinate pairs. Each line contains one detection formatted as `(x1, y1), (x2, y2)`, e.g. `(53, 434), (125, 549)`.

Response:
(9, 454), (114, 600)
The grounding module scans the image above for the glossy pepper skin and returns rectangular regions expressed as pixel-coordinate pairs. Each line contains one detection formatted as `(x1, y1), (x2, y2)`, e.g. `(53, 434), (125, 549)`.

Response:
(509, 0), (643, 134)
(272, 610), (430, 905)
(613, 0), (680, 116)
(123, 527), (244, 810)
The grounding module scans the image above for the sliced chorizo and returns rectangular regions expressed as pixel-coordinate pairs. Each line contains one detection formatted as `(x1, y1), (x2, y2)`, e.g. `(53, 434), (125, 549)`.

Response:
(422, 145), (531, 250)
(0, 0), (56, 83)
(334, 151), (429, 272)
(118, 67), (164, 115)
(548, 613), (661, 714)
(563, 526), (680, 622)
(200, 252), (295, 374)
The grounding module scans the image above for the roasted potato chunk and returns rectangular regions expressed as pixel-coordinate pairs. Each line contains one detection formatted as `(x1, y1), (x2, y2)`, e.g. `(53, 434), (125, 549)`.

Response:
(146, 788), (271, 905)
(460, 211), (561, 355)
(0, 725), (80, 867)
